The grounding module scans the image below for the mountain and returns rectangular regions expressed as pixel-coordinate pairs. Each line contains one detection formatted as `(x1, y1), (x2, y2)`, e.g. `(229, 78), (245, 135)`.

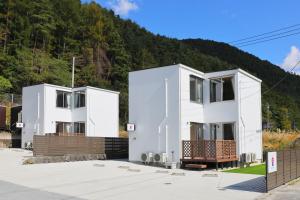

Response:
(0, 0), (299, 129)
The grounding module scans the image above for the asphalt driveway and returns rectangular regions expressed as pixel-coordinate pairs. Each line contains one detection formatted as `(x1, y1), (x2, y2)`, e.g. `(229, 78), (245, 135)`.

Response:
(0, 148), (265, 200)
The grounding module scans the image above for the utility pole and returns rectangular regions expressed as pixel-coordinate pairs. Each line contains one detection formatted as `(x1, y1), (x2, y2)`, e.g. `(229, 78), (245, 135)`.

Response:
(267, 103), (270, 131)
(71, 57), (75, 88)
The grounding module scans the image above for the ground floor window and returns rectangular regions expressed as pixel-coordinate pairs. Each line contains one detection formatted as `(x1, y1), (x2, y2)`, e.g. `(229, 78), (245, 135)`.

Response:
(74, 122), (85, 134)
(190, 122), (204, 141)
(210, 124), (218, 140)
(56, 122), (72, 134)
(223, 123), (235, 140)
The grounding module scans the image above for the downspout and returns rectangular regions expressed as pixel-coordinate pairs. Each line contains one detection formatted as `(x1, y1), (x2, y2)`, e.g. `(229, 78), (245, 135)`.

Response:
(165, 79), (168, 160)
(239, 80), (246, 153)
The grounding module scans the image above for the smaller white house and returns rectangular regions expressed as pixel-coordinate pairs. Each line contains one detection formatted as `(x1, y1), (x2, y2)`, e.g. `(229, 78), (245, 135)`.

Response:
(21, 84), (119, 148)
(129, 64), (262, 167)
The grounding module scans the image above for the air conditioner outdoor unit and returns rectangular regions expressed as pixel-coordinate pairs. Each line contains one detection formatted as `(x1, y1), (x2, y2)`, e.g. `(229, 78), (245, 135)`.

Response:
(240, 153), (246, 163)
(141, 152), (153, 163)
(153, 153), (167, 163)
(25, 142), (32, 150)
(246, 153), (252, 163)
(251, 153), (256, 162)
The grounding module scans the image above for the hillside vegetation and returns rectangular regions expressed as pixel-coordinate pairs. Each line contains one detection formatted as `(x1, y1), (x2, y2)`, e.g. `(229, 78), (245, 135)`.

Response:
(0, 0), (300, 128)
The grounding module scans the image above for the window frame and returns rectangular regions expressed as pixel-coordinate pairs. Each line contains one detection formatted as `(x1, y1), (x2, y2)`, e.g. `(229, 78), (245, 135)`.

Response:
(73, 122), (85, 134)
(209, 76), (235, 103)
(189, 75), (204, 104)
(74, 90), (86, 108)
(56, 90), (71, 109)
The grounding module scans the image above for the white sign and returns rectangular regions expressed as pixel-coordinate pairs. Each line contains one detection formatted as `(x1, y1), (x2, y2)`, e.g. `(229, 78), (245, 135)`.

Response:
(127, 123), (135, 131)
(16, 122), (24, 128)
(267, 152), (277, 173)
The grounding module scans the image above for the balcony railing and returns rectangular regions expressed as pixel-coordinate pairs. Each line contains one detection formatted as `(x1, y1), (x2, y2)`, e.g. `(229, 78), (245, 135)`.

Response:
(182, 140), (237, 162)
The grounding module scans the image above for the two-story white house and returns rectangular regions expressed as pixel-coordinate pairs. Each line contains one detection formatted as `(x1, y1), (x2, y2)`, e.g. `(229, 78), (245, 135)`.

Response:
(128, 64), (262, 167)
(21, 84), (119, 148)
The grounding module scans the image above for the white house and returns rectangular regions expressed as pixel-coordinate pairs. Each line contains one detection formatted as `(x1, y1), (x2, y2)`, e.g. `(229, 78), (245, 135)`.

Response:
(128, 64), (262, 166)
(21, 84), (119, 148)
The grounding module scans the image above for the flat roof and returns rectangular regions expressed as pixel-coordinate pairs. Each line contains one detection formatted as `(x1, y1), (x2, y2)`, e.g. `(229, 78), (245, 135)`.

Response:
(130, 63), (262, 82)
(23, 83), (120, 94)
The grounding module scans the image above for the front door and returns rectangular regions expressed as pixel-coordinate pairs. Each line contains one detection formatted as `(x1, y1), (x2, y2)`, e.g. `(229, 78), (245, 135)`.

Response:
(190, 123), (203, 141)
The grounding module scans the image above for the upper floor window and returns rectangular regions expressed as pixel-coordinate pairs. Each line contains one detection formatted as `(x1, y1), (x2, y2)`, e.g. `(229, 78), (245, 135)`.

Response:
(74, 91), (85, 108)
(190, 75), (203, 104)
(210, 76), (235, 102)
(56, 90), (71, 108)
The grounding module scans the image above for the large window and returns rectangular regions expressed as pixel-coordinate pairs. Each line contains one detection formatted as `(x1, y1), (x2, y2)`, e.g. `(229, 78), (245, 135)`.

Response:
(190, 122), (204, 141)
(223, 123), (235, 140)
(74, 91), (85, 108)
(56, 122), (72, 134)
(56, 90), (71, 108)
(190, 75), (203, 104)
(74, 122), (85, 134)
(210, 76), (235, 102)
(210, 124), (218, 140)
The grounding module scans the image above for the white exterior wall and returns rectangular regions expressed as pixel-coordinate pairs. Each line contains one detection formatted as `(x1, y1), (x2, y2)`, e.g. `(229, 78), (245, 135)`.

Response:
(43, 86), (73, 134)
(179, 67), (205, 142)
(237, 72), (263, 160)
(21, 85), (44, 148)
(129, 66), (180, 162)
(86, 87), (119, 137)
(129, 64), (263, 164)
(21, 84), (119, 147)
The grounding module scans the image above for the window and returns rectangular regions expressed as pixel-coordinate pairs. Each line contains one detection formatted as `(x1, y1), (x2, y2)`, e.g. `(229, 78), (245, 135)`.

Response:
(56, 90), (71, 108)
(223, 123), (234, 140)
(56, 122), (71, 134)
(222, 77), (235, 101)
(190, 75), (203, 103)
(74, 91), (85, 108)
(190, 122), (203, 141)
(74, 122), (85, 134)
(210, 76), (234, 102)
(210, 124), (218, 140)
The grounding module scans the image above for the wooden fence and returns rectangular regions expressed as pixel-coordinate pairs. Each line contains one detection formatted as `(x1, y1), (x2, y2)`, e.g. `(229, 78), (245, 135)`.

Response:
(266, 149), (300, 191)
(33, 135), (128, 159)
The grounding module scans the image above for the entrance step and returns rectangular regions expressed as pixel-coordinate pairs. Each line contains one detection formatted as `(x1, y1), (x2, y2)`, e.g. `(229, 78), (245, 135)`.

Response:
(185, 164), (207, 169)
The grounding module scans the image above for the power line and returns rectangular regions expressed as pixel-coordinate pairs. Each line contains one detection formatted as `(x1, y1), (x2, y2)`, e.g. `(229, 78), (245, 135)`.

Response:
(237, 31), (300, 47)
(229, 23), (300, 44)
(241, 60), (300, 100)
(263, 59), (300, 95)
(234, 27), (300, 46)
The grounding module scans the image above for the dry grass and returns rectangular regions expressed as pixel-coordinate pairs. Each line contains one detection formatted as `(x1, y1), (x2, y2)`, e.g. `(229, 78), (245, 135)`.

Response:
(119, 130), (128, 138)
(263, 131), (300, 151)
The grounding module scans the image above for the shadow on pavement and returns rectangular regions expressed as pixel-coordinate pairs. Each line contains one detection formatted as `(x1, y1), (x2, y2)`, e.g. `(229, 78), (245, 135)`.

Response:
(0, 180), (84, 200)
(224, 176), (266, 193)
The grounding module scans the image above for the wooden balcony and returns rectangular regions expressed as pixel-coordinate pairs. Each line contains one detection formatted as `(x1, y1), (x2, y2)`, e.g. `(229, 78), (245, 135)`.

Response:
(181, 140), (238, 163)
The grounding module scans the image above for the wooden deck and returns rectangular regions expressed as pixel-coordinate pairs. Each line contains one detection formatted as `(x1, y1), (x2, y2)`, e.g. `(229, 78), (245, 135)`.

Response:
(181, 140), (238, 164)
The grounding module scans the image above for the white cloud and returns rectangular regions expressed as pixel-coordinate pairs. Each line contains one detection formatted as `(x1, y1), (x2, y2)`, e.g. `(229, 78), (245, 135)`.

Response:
(281, 46), (300, 74)
(109, 0), (138, 16)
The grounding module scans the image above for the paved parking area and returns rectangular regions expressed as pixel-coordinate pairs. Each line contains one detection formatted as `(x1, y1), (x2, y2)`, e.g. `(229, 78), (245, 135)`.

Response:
(0, 149), (265, 200)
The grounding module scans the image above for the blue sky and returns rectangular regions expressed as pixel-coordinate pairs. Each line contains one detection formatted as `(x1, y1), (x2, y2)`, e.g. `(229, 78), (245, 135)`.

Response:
(84, 0), (300, 73)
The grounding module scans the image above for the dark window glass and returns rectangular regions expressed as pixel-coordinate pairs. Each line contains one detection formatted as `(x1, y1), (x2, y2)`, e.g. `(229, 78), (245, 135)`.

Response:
(74, 122), (85, 134)
(56, 91), (64, 107)
(56, 90), (71, 108)
(190, 75), (203, 103)
(210, 81), (217, 102)
(223, 123), (234, 140)
(74, 91), (85, 108)
(223, 77), (235, 101)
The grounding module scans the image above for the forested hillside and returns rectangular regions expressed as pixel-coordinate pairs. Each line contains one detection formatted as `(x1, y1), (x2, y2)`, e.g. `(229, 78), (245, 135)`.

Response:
(0, 0), (299, 129)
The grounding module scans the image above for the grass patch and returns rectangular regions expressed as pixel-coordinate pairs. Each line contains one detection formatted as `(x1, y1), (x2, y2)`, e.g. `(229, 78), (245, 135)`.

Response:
(223, 164), (266, 175)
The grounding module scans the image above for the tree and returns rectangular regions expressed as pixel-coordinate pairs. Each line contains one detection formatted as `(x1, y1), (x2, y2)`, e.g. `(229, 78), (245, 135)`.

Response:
(0, 76), (12, 92)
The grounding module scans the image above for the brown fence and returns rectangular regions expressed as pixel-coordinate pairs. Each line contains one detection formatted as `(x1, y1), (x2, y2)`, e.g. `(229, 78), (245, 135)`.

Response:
(33, 135), (128, 159)
(266, 149), (300, 191)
